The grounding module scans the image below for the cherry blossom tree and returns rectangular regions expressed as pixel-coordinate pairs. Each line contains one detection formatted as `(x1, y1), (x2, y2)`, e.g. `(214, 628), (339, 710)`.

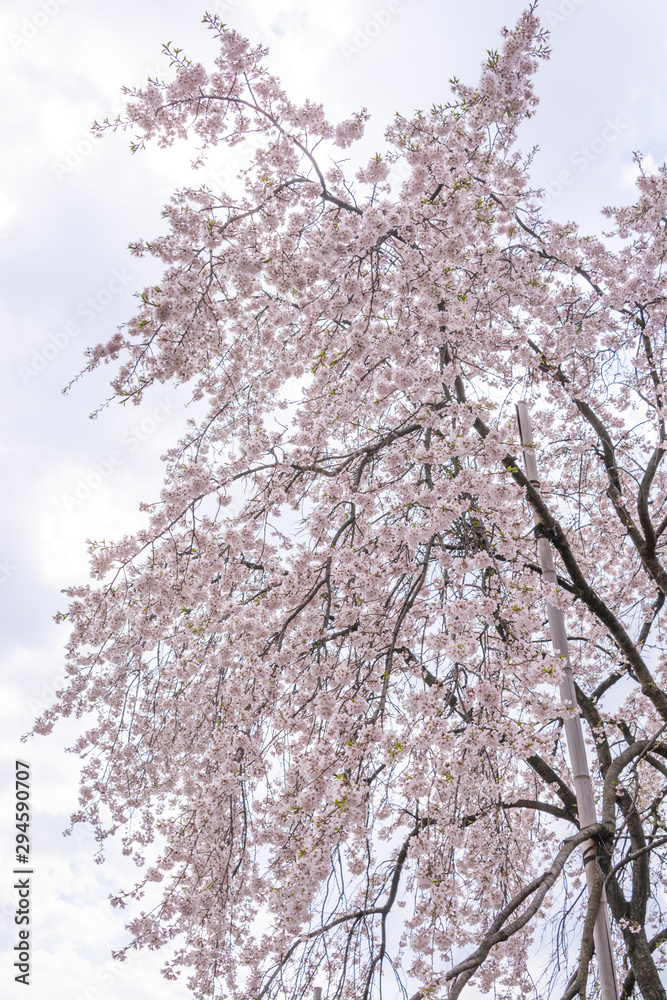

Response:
(37, 5), (667, 998)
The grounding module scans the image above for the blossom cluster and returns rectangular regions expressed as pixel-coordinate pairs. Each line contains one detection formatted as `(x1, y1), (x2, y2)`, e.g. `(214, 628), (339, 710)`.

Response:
(39, 7), (667, 999)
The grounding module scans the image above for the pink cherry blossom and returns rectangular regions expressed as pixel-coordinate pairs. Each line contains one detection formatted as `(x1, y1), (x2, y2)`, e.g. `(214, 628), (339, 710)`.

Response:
(37, 7), (667, 1000)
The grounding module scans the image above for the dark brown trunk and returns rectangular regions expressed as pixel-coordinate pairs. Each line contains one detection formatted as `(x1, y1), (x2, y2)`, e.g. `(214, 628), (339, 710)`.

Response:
(621, 925), (667, 1000)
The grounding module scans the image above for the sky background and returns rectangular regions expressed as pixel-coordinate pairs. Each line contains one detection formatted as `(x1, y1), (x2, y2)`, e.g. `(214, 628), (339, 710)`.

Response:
(1, 0), (667, 997)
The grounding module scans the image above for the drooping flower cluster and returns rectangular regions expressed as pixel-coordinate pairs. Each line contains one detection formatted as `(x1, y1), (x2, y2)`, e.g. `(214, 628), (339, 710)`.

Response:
(40, 7), (667, 999)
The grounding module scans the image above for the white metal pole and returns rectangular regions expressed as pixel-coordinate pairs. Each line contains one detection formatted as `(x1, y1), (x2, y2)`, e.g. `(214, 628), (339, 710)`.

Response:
(516, 401), (619, 1000)
(314, 988), (323, 1000)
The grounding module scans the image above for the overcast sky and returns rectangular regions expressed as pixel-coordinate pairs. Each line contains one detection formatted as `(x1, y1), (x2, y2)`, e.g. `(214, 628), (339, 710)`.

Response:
(1, 1), (667, 998)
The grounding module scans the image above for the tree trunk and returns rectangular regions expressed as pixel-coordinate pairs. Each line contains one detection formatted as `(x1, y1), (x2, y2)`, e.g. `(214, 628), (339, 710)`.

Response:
(622, 926), (667, 1000)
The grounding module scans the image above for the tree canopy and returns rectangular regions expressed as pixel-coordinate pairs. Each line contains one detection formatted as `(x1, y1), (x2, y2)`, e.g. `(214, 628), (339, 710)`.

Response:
(38, 6), (667, 998)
